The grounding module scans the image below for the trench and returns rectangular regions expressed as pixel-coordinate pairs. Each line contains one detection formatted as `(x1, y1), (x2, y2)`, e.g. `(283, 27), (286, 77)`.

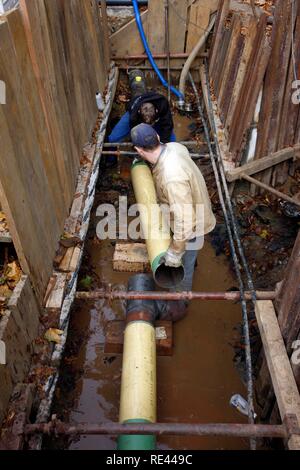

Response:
(44, 84), (252, 450)
(44, 71), (299, 450)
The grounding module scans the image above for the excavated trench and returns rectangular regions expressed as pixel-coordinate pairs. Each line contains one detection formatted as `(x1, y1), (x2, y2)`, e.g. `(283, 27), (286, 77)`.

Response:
(44, 76), (299, 451)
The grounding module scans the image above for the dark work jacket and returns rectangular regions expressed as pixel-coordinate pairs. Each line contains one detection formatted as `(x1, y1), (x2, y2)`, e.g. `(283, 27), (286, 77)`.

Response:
(128, 92), (174, 144)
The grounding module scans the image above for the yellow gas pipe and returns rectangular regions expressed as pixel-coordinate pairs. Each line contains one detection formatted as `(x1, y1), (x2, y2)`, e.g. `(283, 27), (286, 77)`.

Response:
(131, 161), (184, 288)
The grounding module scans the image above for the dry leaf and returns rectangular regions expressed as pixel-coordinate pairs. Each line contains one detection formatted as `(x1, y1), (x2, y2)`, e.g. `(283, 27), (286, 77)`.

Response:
(118, 94), (129, 103)
(44, 328), (64, 344)
(0, 285), (12, 298)
(5, 262), (21, 285)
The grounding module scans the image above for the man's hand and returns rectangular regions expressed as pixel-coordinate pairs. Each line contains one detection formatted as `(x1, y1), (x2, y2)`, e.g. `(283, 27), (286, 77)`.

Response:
(163, 247), (184, 268)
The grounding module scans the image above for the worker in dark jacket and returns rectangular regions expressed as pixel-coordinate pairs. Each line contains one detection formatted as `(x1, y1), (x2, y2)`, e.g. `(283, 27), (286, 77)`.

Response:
(108, 71), (176, 144)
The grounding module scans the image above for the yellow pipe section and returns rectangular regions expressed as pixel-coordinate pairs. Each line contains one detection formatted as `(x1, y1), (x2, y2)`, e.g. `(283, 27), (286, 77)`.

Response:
(131, 161), (170, 272)
(119, 321), (157, 424)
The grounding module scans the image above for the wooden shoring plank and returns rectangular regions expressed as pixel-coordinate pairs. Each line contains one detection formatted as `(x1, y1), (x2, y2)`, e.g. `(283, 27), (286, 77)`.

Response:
(213, 24), (232, 97)
(255, 0), (296, 189)
(147, 0), (165, 66)
(45, 273), (68, 310)
(226, 145), (300, 182)
(0, 21), (60, 301)
(186, 0), (211, 53)
(229, 13), (271, 161)
(42, 0), (79, 184)
(241, 173), (300, 206)
(217, 13), (244, 122)
(209, 0), (230, 79)
(255, 300), (300, 450)
(100, 0), (111, 71)
(274, 2), (300, 185)
(225, 15), (258, 131)
(200, 63), (234, 171)
(0, 276), (40, 428)
(59, 0), (95, 154)
(275, 231), (300, 354)
(6, 8), (67, 224)
(19, 0), (74, 206)
(110, 10), (147, 57)
(168, 0), (188, 67)
(81, 0), (108, 93)
(42, 0), (81, 177)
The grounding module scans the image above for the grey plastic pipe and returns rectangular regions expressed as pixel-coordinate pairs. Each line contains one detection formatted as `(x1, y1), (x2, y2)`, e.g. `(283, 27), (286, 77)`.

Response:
(179, 14), (217, 102)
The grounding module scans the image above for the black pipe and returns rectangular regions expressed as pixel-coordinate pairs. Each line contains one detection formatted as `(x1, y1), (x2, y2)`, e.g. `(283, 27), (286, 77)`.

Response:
(128, 69), (147, 99)
(127, 274), (157, 323)
(105, 1), (148, 5)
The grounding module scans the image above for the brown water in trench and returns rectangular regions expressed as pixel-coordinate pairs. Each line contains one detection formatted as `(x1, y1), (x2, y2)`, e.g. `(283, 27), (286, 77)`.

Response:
(50, 114), (249, 450)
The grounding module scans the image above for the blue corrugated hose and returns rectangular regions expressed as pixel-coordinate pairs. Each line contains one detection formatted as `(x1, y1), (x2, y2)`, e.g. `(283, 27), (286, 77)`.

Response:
(131, 0), (184, 100)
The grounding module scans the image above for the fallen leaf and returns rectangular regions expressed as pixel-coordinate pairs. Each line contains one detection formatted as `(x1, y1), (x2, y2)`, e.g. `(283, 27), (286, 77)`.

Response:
(0, 284), (12, 298)
(118, 94), (129, 103)
(5, 262), (21, 285)
(260, 229), (269, 240)
(44, 328), (64, 344)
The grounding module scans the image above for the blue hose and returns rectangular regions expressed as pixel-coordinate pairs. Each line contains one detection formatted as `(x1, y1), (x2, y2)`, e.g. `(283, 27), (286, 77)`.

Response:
(131, 0), (184, 100)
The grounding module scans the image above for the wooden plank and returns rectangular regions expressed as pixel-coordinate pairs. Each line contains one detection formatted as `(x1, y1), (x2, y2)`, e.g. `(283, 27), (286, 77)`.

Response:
(274, 1), (300, 185)
(19, 0), (74, 206)
(242, 174), (300, 207)
(0, 276), (40, 427)
(255, 301), (300, 450)
(226, 145), (300, 182)
(217, 14), (244, 118)
(81, 0), (108, 92)
(6, 8), (67, 223)
(225, 15), (258, 131)
(45, 273), (68, 310)
(147, 0), (165, 66)
(110, 10), (147, 57)
(168, 0), (188, 67)
(104, 320), (173, 356)
(113, 243), (150, 273)
(100, 0), (111, 71)
(229, 13), (271, 160)
(213, 23), (231, 96)
(186, 0), (211, 53)
(0, 21), (59, 300)
(275, 231), (300, 354)
(255, 0), (296, 188)
(209, 0), (230, 78)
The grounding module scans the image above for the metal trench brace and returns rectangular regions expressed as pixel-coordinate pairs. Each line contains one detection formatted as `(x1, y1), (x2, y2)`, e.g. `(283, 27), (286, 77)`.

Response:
(2, 403), (300, 450)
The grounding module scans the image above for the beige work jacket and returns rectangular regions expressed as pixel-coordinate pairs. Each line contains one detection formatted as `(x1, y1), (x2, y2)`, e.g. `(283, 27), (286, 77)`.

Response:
(152, 143), (216, 252)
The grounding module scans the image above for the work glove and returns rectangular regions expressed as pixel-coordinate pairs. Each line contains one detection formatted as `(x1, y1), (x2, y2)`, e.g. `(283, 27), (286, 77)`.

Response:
(163, 247), (184, 268)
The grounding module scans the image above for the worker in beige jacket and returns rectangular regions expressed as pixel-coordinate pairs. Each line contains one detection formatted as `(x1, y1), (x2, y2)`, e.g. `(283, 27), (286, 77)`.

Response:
(131, 123), (216, 321)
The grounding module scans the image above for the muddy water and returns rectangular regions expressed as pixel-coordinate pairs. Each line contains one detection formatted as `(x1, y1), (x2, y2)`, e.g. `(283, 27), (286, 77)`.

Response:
(49, 114), (248, 450)
(54, 238), (248, 451)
